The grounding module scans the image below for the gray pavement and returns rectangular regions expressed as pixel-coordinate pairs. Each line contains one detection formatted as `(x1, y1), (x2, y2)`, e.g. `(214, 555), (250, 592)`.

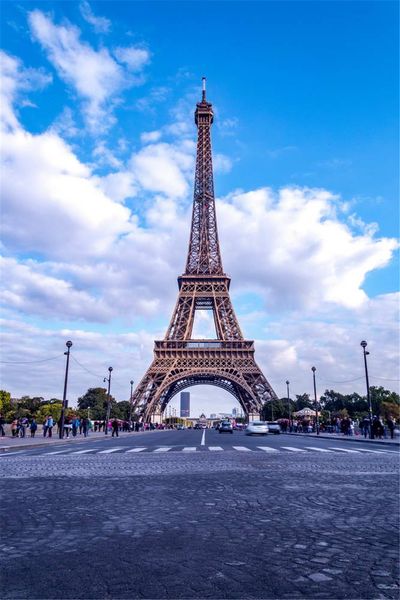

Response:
(1, 429), (399, 600)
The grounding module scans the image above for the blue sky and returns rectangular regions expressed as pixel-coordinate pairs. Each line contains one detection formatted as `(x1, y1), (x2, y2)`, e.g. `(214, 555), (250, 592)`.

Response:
(1, 1), (398, 415)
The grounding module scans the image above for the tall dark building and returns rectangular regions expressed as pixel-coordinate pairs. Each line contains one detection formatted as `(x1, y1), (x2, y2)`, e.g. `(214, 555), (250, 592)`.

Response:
(180, 392), (190, 418)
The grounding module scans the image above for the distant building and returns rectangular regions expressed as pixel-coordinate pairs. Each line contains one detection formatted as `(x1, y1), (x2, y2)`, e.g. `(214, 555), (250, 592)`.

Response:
(180, 392), (190, 418)
(232, 407), (237, 417)
(210, 413), (217, 419)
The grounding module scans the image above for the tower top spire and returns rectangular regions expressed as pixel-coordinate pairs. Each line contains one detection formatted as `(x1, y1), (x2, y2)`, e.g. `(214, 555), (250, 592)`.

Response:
(202, 76), (206, 102)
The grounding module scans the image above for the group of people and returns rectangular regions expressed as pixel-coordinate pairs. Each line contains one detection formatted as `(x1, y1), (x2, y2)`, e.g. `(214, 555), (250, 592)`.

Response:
(284, 415), (397, 439)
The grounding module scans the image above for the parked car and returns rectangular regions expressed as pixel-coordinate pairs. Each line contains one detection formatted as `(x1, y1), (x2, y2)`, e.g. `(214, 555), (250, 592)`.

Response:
(266, 421), (281, 434)
(246, 421), (269, 435)
(219, 421), (233, 433)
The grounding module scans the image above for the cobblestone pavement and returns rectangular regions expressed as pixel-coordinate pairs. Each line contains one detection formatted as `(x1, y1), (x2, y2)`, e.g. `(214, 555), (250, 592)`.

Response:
(1, 450), (399, 600)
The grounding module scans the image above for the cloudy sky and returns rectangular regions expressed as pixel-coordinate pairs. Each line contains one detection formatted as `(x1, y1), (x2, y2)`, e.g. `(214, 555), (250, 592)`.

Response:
(1, 1), (398, 417)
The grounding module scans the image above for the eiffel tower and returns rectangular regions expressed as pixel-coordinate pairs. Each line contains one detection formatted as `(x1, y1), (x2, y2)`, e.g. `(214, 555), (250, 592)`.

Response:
(131, 79), (278, 422)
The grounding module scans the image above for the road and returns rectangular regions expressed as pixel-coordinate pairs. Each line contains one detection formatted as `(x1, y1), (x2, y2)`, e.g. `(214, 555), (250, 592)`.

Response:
(1, 429), (399, 599)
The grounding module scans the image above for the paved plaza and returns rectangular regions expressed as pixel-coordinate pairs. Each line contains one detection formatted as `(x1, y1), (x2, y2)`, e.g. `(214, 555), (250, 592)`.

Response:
(1, 429), (399, 599)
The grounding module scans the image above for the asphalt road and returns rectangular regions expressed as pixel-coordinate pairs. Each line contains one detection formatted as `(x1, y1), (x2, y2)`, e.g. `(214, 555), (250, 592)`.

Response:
(1, 430), (399, 600)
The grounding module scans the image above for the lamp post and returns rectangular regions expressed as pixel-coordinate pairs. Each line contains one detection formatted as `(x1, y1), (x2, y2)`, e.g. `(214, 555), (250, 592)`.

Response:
(311, 366), (320, 435)
(59, 341), (73, 439)
(286, 380), (291, 431)
(361, 341), (373, 439)
(129, 379), (134, 423)
(103, 366), (113, 435)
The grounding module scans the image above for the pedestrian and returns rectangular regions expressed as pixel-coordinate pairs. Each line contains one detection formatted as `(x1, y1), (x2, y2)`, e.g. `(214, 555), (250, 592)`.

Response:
(46, 415), (54, 438)
(82, 417), (89, 438)
(63, 416), (71, 438)
(0, 414), (5, 437)
(72, 417), (78, 437)
(111, 418), (119, 437)
(386, 416), (395, 440)
(79, 419), (83, 435)
(19, 416), (28, 438)
(11, 419), (18, 437)
(30, 418), (38, 438)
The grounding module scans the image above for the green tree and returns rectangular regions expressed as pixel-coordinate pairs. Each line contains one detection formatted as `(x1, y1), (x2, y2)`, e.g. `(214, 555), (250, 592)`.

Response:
(0, 390), (12, 414)
(77, 388), (115, 420)
(111, 401), (131, 420)
(295, 393), (313, 410)
(370, 386), (400, 416)
(36, 402), (63, 424)
(19, 396), (44, 414)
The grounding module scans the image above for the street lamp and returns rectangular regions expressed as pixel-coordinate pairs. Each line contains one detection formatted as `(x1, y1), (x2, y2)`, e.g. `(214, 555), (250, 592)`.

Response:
(286, 380), (291, 431)
(311, 367), (320, 435)
(59, 341), (72, 439)
(361, 341), (373, 439)
(129, 379), (134, 423)
(103, 366), (113, 435)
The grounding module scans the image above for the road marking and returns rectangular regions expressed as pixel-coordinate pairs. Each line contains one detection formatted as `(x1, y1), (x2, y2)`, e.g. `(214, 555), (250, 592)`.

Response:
(45, 449), (74, 455)
(70, 449), (99, 454)
(304, 447), (334, 453)
(0, 451), (25, 456)
(153, 447), (172, 452)
(328, 447), (360, 453)
(125, 447), (146, 453)
(355, 448), (387, 454)
(233, 446), (252, 452)
(281, 446), (307, 452)
(208, 446), (223, 451)
(98, 448), (124, 454)
(182, 447), (197, 452)
(201, 428), (206, 446)
(257, 446), (279, 453)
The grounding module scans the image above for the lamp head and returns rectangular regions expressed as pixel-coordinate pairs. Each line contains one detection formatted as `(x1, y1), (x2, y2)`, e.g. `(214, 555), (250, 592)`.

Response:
(66, 340), (73, 348)
(130, 380), (134, 385)
(286, 380), (290, 385)
(360, 340), (367, 349)
(311, 366), (316, 373)
(108, 366), (113, 373)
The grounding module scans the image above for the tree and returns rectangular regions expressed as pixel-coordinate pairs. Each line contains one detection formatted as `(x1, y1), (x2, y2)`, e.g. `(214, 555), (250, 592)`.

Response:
(77, 388), (115, 420)
(295, 393), (313, 410)
(111, 401), (131, 420)
(370, 386), (400, 416)
(19, 396), (44, 414)
(36, 402), (63, 424)
(0, 390), (12, 414)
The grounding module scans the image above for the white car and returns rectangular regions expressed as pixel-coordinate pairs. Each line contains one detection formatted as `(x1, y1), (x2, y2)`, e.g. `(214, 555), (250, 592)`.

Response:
(266, 421), (281, 434)
(246, 421), (269, 435)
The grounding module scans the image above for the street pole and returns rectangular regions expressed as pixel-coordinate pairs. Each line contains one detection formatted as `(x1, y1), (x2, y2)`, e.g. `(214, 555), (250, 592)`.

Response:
(286, 380), (290, 431)
(59, 340), (72, 439)
(104, 366), (113, 435)
(311, 366), (320, 435)
(129, 379), (134, 423)
(361, 341), (373, 439)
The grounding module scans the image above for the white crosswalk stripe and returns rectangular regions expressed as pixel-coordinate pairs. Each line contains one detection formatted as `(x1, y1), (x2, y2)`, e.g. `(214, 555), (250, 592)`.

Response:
(125, 447), (146, 453)
(45, 450), (75, 455)
(354, 448), (387, 454)
(98, 448), (124, 454)
(281, 446), (307, 452)
(304, 447), (334, 453)
(153, 447), (172, 452)
(257, 446), (279, 453)
(70, 449), (99, 454)
(232, 446), (252, 452)
(328, 447), (360, 453)
(182, 447), (197, 452)
(208, 446), (223, 451)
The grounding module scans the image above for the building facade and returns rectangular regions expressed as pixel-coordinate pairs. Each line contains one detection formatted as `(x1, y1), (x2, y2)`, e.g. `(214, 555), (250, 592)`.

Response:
(180, 392), (190, 418)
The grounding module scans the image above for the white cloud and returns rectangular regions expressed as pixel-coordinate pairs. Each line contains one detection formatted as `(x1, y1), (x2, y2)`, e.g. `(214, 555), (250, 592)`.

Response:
(214, 153), (233, 174)
(1, 128), (134, 259)
(140, 130), (162, 144)
(0, 50), (52, 132)
(113, 46), (150, 71)
(28, 10), (147, 131)
(79, 1), (111, 34)
(217, 187), (398, 310)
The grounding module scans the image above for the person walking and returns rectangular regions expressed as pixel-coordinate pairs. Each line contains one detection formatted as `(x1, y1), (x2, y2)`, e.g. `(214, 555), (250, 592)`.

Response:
(29, 418), (38, 438)
(82, 417), (89, 438)
(19, 417), (28, 438)
(111, 418), (119, 437)
(46, 415), (54, 438)
(386, 416), (395, 440)
(71, 417), (78, 437)
(0, 414), (5, 437)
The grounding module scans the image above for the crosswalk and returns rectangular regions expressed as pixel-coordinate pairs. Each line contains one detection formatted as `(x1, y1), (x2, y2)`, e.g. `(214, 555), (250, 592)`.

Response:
(1, 445), (398, 457)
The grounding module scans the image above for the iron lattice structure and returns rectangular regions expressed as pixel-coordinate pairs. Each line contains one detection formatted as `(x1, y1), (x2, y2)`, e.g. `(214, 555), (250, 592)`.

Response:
(131, 80), (278, 421)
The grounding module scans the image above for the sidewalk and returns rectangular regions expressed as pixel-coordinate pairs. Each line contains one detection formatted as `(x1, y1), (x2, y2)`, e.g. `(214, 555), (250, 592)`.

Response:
(286, 431), (400, 446)
(0, 429), (146, 452)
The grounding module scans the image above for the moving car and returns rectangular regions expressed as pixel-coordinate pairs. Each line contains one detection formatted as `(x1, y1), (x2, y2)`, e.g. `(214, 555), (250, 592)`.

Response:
(219, 421), (233, 433)
(245, 421), (269, 435)
(266, 421), (281, 434)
